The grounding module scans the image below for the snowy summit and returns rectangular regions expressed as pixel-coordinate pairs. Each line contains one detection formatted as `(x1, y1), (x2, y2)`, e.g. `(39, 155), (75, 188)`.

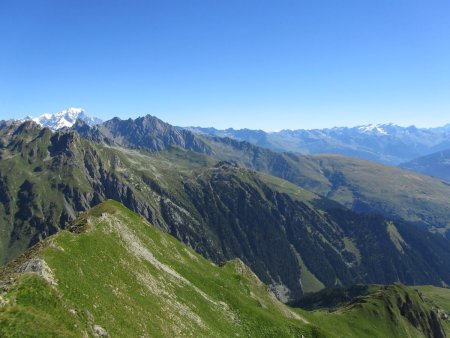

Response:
(357, 123), (389, 135)
(26, 108), (102, 131)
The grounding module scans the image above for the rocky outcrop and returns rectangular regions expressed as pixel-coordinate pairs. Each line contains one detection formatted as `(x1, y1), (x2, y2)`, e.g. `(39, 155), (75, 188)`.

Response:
(397, 292), (445, 338)
(17, 258), (57, 285)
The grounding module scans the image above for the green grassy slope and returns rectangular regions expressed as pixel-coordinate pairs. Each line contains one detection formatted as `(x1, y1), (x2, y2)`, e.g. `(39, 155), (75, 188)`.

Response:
(303, 154), (450, 230)
(0, 201), (313, 337)
(0, 201), (445, 338)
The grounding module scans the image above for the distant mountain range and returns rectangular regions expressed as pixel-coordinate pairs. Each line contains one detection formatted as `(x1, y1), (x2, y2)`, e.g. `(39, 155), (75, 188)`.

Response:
(20, 109), (450, 167)
(186, 123), (450, 165)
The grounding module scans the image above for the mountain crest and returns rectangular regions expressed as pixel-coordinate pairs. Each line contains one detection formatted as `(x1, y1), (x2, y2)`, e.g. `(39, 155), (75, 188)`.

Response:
(96, 114), (212, 153)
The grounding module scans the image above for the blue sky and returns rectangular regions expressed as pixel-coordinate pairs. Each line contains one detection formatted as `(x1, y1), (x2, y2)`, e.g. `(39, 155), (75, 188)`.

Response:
(1, 0), (449, 130)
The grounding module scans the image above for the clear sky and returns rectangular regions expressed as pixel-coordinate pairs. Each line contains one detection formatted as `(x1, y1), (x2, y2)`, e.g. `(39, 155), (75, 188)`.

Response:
(1, 0), (449, 130)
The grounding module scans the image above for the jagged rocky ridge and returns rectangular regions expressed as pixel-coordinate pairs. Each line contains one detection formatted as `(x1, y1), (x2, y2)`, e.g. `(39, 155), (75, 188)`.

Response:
(73, 115), (212, 153)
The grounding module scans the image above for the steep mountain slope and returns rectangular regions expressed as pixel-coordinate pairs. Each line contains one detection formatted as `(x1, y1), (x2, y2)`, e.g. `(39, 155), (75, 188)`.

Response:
(203, 137), (450, 235)
(1, 121), (450, 301)
(0, 201), (445, 338)
(70, 115), (450, 235)
(188, 123), (450, 165)
(401, 149), (450, 182)
(0, 121), (97, 262)
(180, 163), (450, 299)
(0, 201), (311, 337)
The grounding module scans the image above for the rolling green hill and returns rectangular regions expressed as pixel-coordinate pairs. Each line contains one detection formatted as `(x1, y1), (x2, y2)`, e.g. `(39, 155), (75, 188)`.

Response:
(0, 201), (446, 338)
(302, 154), (450, 228)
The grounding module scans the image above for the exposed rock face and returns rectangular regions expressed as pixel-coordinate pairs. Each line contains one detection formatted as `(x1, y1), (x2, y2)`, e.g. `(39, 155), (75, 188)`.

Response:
(17, 259), (56, 285)
(397, 293), (445, 338)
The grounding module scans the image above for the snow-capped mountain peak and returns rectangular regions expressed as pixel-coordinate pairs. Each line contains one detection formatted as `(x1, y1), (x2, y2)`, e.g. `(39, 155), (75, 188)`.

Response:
(26, 108), (102, 130)
(357, 123), (388, 135)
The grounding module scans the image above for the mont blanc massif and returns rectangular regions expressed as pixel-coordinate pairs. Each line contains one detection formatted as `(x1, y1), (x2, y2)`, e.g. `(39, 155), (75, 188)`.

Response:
(1, 108), (449, 338)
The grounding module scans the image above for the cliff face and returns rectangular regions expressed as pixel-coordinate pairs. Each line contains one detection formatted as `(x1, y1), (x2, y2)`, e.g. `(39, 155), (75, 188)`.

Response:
(0, 122), (164, 263)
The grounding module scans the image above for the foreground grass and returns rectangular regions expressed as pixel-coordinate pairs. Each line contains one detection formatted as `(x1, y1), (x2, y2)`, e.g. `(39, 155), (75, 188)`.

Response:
(0, 201), (447, 337)
(0, 201), (314, 337)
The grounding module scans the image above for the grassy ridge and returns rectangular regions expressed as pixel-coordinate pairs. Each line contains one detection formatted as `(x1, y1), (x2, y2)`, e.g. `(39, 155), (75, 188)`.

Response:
(0, 201), (446, 337)
(0, 201), (312, 337)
